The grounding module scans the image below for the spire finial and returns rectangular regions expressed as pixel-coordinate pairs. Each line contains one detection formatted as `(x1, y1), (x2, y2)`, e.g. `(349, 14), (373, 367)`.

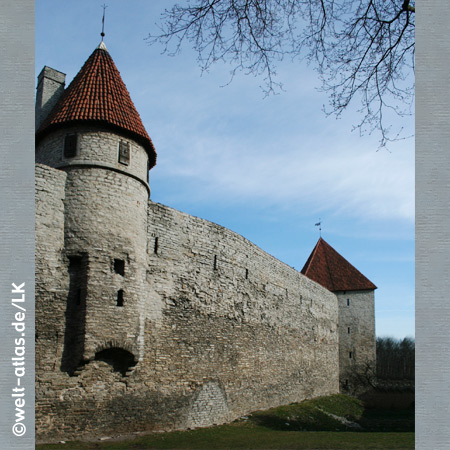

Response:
(315, 219), (322, 237)
(101, 4), (108, 41)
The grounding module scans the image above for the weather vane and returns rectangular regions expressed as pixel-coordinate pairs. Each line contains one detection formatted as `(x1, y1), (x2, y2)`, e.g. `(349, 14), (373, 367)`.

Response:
(101, 4), (108, 41)
(315, 219), (322, 237)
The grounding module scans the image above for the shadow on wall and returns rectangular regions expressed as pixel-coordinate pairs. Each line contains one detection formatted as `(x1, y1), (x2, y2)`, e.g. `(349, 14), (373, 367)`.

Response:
(61, 254), (88, 375)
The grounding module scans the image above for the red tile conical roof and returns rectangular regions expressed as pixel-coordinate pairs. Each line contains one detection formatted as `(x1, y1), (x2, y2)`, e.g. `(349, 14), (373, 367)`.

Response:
(36, 43), (156, 168)
(301, 238), (376, 292)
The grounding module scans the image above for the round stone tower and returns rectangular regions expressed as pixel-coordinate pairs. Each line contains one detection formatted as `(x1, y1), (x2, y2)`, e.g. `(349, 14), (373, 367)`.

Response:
(35, 42), (157, 375)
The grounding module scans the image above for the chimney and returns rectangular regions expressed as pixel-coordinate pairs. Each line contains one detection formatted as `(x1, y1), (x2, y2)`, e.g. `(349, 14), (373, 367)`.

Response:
(35, 66), (66, 130)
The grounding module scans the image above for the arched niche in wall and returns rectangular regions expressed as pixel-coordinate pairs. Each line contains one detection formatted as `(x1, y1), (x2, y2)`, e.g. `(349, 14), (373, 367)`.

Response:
(94, 347), (137, 376)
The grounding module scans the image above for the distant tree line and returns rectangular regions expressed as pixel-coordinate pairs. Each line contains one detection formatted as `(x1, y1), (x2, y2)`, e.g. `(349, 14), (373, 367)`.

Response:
(376, 337), (415, 381)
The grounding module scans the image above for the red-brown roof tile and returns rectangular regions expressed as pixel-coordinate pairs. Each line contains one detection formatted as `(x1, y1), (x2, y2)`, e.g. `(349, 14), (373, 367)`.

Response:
(36, 45), (156, 168)
(301, 238), (376, 292)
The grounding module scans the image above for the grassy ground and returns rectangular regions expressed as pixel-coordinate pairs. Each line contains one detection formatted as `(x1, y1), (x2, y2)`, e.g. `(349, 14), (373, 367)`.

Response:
(36, 394), (414, 450)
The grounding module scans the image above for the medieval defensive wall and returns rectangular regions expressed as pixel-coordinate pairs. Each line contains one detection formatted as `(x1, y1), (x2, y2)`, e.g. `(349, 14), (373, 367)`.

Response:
(35, 41), (375, 442)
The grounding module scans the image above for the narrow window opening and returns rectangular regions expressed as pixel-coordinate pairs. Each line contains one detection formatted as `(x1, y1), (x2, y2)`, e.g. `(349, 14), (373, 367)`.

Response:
(114, 259), (125, 276)
(68, 256), (83, 305)
(118, 141), (130, 165)
(63, 253), (88, 375)
(154, 237), (159, 254)
(64, 134), (77, 158)
(245, 268), (249, 279)
(347, 298), (350, 306)
(213, 255), (217, 270)
(117, 290), (124, 307)
(349, 351), (352, 359)
(75, 288), (81, 305)
(348, 327), (351, 334)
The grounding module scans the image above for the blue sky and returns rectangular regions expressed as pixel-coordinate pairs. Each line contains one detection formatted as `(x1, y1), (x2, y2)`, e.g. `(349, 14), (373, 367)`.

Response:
(36, 1), (415, 339)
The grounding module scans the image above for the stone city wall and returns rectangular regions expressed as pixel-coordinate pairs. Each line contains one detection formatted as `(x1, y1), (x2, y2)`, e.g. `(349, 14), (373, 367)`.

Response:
(35, 164), (68, 372)
(35, 165), (340, 442)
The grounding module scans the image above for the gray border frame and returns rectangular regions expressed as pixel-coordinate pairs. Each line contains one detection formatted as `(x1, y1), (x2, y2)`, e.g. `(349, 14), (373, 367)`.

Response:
(0, 1), (35, 449)
(1, 1), (447, 448)
(416, 2), (450, 449)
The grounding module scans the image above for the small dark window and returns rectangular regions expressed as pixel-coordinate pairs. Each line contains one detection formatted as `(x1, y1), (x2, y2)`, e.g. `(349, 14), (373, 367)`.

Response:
(75, 288), (81, 305)
(349, 351), (352, 359)
(213, 255), (217, 270)
(64, 134), (77, 158)
(245, 268), (249, 279)
(68, 255), (84, 305)
(348, 327), (351, 334)
(118, 141), (130, 165)
(154, 237), (159, 254)
(347, 298), (350, 306)
(117, 290), (124, 307)
(114, 259), (125, 275)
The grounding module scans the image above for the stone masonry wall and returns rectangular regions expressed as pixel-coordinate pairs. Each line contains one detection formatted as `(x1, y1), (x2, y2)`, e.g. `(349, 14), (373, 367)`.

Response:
(35, 165), (340, 442)
(35, 164), (71, 428)
(62, 167), (149, 363)
(337, 290), (376, 392)
(143, 202), (340, 426)
(36, 127), (150, 188)
(35, 164), (67, 369)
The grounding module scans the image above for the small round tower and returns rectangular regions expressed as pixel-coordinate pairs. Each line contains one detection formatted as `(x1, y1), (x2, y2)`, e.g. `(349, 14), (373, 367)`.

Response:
(35, 41), (157, 374)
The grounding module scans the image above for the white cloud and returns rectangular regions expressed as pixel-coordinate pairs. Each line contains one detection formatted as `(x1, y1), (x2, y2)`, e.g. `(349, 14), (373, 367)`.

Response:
(152, 117), (414, 223)
(37, 0), (414, 226)
(141, 47), (414, 225)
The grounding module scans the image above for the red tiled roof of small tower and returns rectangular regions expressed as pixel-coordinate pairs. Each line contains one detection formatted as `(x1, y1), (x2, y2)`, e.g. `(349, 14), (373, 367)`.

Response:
(36, 42), (156, 168)
(301, 237), (377, 292)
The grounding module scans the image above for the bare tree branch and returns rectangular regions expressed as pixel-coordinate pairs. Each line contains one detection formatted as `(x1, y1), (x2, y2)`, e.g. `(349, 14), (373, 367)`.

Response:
(147, 0), (414, 146)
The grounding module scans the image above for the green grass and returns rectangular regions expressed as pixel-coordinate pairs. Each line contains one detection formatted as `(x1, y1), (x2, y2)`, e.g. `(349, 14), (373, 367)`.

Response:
(250, 394), (365, 432)
(36, 395), (414, 450)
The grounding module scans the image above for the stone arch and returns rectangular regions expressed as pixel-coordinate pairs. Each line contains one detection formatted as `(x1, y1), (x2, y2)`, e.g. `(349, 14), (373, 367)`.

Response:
(95, 339), (136, 355)
(93, 340), (137, 376)
(186, 381), (229, 428)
